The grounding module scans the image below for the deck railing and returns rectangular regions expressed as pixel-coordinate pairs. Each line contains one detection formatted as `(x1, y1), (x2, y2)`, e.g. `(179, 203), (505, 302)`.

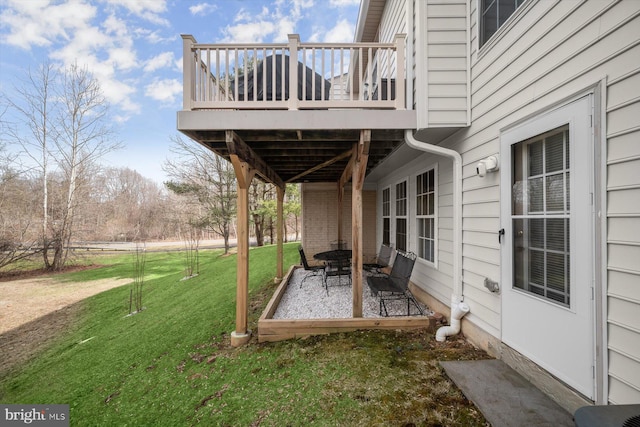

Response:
(181, 34), (406, 111)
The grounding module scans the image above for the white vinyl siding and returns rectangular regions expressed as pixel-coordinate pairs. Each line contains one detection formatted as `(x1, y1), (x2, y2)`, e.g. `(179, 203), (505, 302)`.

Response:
(376, 0), (469, 127)
(466, 0), (640, 404)
(369, 0), (640, 404)
(376, 156), (451, 305)
(415, 0), (469, 128)
(377, 0), (407, 88)
(379, 0), (407, 43)
(410, 0), (640, 402)
(605, 64), (640, 404)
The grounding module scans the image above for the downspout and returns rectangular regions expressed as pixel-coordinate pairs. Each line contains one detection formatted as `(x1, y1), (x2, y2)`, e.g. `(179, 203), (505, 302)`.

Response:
(404, 130), (469, 341)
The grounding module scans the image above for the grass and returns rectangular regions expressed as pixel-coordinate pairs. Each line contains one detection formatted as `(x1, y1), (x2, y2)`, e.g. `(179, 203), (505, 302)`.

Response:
(0, 243), (490, 426)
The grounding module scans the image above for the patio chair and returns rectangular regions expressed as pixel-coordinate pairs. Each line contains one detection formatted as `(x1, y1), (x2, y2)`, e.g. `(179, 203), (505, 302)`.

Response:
(364, 243), (393, 274)
(323, 258), (351, 294)
(298, 246), (324, 287)
(366, 251), (424, 316)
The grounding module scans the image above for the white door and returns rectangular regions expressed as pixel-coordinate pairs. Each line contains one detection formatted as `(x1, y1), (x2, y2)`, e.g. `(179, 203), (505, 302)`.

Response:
(500, 95), (595, 399)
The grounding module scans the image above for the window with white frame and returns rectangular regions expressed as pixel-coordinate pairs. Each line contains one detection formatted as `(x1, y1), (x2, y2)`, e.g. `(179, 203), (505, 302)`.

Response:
(511, 126), (570, 306)
(382, 187), (391, 245)
(416, 169), (436, 262)
(395, 180), (407, 252)
(480, 0), (526, 47)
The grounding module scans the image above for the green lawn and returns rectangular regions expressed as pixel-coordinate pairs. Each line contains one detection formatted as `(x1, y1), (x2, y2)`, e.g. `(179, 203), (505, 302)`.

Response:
(0, 243), (489, 426)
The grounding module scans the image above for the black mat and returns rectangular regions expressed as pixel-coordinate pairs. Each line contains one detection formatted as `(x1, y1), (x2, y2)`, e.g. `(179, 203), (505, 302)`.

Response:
(441, 359), (574, 427)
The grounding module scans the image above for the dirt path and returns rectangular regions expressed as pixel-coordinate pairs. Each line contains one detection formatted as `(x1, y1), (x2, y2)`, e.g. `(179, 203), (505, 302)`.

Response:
(0, 277), (131, 335)
(0, 276), (130, 378)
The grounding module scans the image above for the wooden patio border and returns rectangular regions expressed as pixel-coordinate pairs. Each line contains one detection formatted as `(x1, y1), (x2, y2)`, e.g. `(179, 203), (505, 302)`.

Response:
(258, 266), (437, 343)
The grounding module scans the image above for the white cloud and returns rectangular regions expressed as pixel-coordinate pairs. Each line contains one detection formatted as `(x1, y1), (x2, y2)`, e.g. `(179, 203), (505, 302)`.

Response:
(189, 3), (218, 16)
(0, 0), (97, 48)
(102, 0), (169, 26)
(221, 21), (276, 43)
(134, 28), (172, 44)
(222, 0), (317, 43)
(324, 18), (354, 43)
(0, 0), (148, 115)
(274, 16), (296, 43)
(144, 51), (176, 73)
(145, 78), (181, 104)
(100, 77), (140, 113)
(329, 0), (360, 6)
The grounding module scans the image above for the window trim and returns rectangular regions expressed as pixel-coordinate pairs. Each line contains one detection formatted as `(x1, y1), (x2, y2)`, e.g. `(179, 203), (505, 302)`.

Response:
(477, 0), (532, 54)
(511, 126), (571, 307)
(415, 165), (438, 266)
(379, 165), (439, 267)
(382, 186), (391, 245)
(395, 179), (408, 252)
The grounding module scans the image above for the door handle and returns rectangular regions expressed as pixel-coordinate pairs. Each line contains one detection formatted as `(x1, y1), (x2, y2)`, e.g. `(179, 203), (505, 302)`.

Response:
(498, 228), (505, 244)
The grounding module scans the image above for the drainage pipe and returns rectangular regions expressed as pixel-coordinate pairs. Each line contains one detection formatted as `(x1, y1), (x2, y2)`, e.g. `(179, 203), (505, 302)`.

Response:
(436, 297), (470, 342)
(404, 130), (469, 340)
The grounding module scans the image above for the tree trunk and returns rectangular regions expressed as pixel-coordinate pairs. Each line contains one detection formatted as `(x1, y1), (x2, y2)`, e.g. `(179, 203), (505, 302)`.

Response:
(42, 169), (51, 269)
(253, 213), (264, 246)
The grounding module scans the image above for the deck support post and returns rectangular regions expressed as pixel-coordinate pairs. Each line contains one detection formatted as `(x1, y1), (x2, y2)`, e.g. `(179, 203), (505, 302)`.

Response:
(337, 183), (344, 245)
(227, 132), (257, 347)
(276, 186), (285, 282)
(351, 130), (370, 318)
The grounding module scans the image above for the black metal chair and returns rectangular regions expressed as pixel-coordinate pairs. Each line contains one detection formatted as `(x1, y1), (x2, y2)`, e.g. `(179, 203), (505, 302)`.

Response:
(298, 246), (324, 287)
(366, 251), (424, 316)
(364, 243), (393, 274)
(323, 257), (351, 293)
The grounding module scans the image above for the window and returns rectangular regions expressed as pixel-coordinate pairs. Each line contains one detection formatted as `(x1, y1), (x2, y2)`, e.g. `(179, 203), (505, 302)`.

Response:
(480, 0), (526, 47)
(511, 126), (570, 306)
(395, 180), (407, 252)
(382, 187), (390, 245)
(416, 169), (436, 262)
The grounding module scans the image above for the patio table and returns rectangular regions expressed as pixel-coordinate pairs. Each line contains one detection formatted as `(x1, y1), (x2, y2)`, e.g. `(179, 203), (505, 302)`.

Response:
(314, 249), (352, 291)
(313, 249), (352, 262)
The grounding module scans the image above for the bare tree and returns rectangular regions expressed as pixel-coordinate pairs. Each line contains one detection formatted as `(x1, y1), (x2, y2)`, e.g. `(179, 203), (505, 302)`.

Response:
(284, 183), (301, 242)
(0, 144), (41, 269)
(249, 181), (277, 246)
(164, 134), (236, 253)
(49, 62), (120, 270)
(5, 62), (120, 270)
(96, 167), (168, 241)
(129, 242), (146, 315)
(182, 223), (200, 279)
(4, 62), (57, 268)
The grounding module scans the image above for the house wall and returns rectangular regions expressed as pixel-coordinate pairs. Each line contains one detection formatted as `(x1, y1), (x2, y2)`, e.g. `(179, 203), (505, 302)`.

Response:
(373, 0), (640, 405)
(463, 0), (640, 405)
(375, 152), (456, 307)
(301, 183), (377, 262)
(376, 0), (469, 126)
(416, 0), (469, 127)
(380, 0), (407, 44)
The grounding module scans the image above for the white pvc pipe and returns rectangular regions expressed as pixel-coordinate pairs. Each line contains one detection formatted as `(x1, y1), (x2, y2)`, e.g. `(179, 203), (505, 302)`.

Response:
(436, 299), (470, 342)
(404, 130), (468, 340)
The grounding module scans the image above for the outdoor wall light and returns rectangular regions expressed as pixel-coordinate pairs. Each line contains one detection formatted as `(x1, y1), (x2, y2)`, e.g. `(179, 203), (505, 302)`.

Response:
(476, 155), (499, 178)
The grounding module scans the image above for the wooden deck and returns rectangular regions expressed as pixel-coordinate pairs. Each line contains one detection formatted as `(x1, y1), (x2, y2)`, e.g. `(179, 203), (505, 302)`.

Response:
(258, 266), (437, 343)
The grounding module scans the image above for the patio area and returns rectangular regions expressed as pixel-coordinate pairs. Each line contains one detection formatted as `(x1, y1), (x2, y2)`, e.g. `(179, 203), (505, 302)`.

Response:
(258, 266), (438, 343)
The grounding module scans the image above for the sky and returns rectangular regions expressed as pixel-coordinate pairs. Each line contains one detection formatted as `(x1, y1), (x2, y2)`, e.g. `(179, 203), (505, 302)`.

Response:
(0, 0), (362, 183)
